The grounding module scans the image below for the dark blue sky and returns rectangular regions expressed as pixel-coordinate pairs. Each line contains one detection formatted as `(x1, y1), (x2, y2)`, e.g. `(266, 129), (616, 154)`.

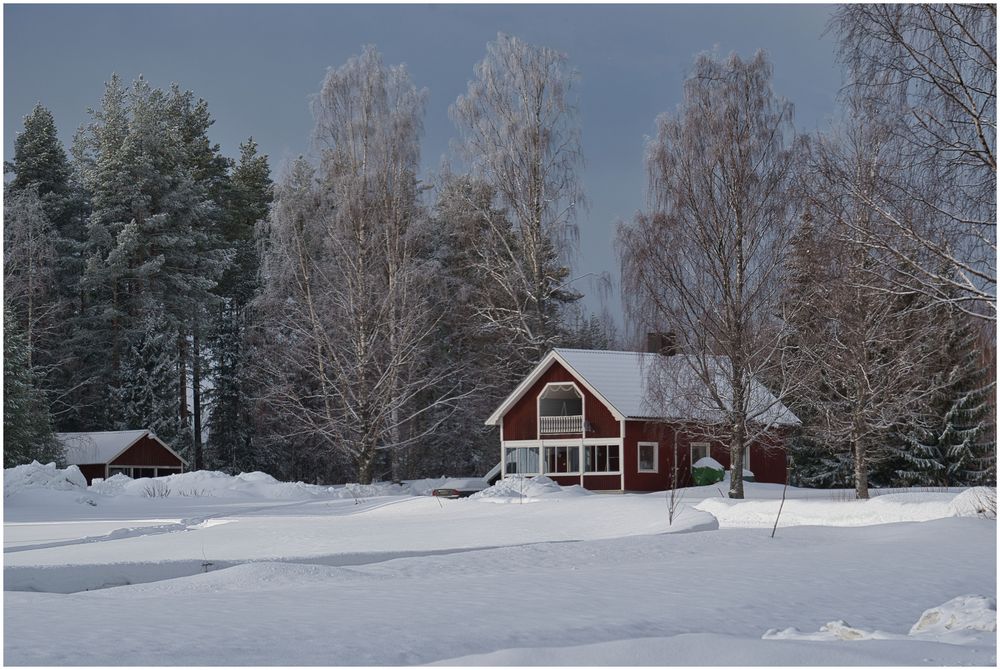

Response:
(4, 3), (843, 323)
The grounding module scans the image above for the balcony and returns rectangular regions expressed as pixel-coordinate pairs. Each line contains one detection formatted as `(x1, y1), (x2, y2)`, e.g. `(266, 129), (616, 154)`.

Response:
(539, 414), (584, 435)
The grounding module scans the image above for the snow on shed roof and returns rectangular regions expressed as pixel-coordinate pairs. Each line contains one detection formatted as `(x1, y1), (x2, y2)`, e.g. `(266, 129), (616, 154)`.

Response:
(486, 349), (800, 427)
(56, 430), (186, 466)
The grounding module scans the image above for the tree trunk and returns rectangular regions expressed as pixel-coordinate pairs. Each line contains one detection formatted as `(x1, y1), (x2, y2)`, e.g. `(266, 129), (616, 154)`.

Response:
(853, 438), (869, 499)
(192, 323), (204, 471)
(729, 427), (745, 499)
(357, 442), (376, 485)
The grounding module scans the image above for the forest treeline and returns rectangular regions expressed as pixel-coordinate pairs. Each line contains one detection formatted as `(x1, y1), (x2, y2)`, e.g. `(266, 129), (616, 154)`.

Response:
(4, 7), (996, 495)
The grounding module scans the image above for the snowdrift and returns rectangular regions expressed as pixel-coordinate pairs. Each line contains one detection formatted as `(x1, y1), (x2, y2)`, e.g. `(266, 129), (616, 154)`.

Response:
(695, 489), (997, 528)
(471, 475), (591, 503)
(764, 594), (996, 643)
(4, 461), (88, 497)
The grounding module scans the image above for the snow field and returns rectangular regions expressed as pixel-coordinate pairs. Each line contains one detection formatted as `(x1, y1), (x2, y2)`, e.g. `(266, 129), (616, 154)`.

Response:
(3, 464), (996, 665)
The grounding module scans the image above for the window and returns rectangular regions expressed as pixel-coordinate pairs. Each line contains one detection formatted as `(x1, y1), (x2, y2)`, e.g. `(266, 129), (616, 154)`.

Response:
(638, 442), (658, 473)
(505, 447), (540, 475)
(691, 442), (710, 465)
(584, 445), (620, 473)
(544, 446), (580, 474)
(109, 467), (131, 478)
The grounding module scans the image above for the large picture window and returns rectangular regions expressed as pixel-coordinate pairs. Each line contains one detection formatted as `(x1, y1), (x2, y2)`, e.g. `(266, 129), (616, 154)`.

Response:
(584, 445), (620, 473)
(544, 446), (580, 474)
(505, 447), (540, 475)
(638, 442), (658, 472)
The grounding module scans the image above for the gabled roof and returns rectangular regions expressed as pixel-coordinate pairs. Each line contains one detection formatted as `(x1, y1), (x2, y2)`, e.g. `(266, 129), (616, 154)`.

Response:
(485, 348), (800, 427)
(56, 430), (189, 466)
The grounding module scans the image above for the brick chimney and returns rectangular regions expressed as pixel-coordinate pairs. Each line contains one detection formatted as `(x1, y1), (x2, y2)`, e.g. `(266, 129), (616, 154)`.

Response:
(646, 332), (677, 356)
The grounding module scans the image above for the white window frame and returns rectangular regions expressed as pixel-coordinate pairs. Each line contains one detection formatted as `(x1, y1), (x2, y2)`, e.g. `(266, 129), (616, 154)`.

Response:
(583, 444), (621, 474)
(637, 442), (659, 473)
(690, 442), (710, 464)
(543, 445), (581, 475)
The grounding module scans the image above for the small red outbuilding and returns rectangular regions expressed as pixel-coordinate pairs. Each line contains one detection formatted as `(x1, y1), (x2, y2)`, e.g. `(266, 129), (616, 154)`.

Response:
(56, 430), (188, 485)
(485, 349), (799, 492)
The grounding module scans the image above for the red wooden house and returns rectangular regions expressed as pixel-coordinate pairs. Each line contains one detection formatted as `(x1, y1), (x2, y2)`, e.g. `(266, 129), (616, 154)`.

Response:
(56, 430), (188, 485)
(485, 348), (799, 492)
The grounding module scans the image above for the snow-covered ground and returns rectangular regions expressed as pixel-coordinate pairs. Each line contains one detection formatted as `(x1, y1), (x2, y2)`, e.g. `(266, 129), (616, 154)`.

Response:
(3, 463), (996, 666)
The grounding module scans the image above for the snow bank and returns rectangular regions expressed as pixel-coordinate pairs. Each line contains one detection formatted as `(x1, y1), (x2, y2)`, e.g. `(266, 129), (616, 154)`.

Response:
(4, 461), (87, 497)
(695, 490), (991, 528)
(764, 594), (996, 645)
(948, 487), (997, 518)
(471, 475), (590, 503)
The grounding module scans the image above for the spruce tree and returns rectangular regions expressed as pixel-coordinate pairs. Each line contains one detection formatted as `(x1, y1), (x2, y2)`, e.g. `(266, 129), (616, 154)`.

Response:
(206, 138), (272, 472)
(893, 308), (996, 487)
(5, 104), (88, 428)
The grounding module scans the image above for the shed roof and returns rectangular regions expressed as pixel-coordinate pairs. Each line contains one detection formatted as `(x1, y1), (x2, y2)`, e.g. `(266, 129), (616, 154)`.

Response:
(485, 348), (800, 427)
(56, 430), (188, 466)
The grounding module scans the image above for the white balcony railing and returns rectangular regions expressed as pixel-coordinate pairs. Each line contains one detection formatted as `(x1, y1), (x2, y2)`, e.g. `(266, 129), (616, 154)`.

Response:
(539, 415), (584, 435)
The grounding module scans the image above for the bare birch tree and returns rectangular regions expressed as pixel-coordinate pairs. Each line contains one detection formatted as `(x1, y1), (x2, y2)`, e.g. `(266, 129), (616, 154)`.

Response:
(831, 4), (996, 320)
(794, 93), (946, 499)
(619, 51), (800, 499)
(450, 33), (584, 376)
(3, 186), (59, 368)
(256, 47), (459, 484)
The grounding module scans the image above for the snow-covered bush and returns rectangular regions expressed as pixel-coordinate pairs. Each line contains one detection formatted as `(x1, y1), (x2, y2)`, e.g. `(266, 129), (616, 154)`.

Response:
(691, 457), (724, 486)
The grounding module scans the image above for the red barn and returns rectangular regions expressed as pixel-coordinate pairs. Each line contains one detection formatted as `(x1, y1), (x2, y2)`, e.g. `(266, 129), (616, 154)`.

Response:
(56, 430), (188, 485)
(485, 349), (799, 492)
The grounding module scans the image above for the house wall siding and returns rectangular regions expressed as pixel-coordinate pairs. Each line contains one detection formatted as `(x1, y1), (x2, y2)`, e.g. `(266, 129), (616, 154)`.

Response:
(109, 436), (184, 468)
(77, 464), (106, 485)
(621, 421), (787, 490)
(501, 361), (620, 441)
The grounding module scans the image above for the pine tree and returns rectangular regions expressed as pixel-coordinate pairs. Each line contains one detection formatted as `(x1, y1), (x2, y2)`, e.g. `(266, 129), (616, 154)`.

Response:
(3, 304), (61, 467)
(72, 74), (229, 456)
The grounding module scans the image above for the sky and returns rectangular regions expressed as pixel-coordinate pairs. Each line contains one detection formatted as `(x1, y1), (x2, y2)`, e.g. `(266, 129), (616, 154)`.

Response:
(3, 3), (844, 327)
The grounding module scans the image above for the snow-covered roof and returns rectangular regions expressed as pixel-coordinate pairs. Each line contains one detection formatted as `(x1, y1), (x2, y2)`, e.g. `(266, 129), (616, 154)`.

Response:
(55, 430), (188, 466)
(485, 349), (800, 427)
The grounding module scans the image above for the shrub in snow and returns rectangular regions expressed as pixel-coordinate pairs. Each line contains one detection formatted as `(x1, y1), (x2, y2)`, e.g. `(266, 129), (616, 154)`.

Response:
(692, 457), (725, 486)
(4, 461), (87, 497)
(141, 480), (171, 498)
(910, 595), (996, 635)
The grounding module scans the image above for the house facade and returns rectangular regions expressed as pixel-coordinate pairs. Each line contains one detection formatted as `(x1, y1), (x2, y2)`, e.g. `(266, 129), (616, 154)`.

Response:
(485, 349), (799, 492)
(56, 430), (188, 485)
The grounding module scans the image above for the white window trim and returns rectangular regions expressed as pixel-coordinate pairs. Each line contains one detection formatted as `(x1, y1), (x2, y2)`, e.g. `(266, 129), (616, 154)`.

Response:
(582, 444), (621, 475)
(690, 442), (711, 465)
(637, 442), (659, 473)
(542, 444), (582, 476)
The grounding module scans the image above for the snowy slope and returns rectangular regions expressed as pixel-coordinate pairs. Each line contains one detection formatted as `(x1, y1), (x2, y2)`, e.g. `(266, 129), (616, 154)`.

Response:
(3, 466), (996, 666)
